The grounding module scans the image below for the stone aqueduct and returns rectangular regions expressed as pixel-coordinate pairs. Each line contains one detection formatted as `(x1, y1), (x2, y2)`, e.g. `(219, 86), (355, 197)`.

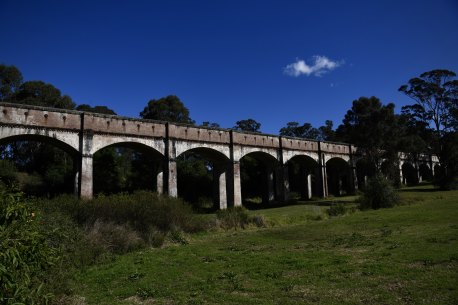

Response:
(0, 103), (439, 208)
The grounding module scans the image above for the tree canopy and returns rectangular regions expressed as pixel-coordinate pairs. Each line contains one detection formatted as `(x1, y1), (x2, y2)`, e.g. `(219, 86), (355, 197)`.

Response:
(399, 69), (458, 134)
(279, 122), (319, 139)
(335, 96), (399, 170)
(140, 95), (194, 124)
(76, 104), (117, 115)
(14, 81), (75, 109)
(233, 119), (261, 132)
(0, 64), (23, 102)
(400, 69), (458, 188)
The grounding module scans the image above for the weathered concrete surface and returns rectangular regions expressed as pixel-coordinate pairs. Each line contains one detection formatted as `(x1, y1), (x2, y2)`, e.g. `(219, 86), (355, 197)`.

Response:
(0, 103), (440, 206)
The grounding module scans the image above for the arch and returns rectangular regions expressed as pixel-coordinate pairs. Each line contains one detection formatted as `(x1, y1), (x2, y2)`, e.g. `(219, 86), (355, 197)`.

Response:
(94, 141), (164, 159)
(234, 146), (279, 163)
(419, 163), (433, 182)
(176, 146), (230, 164)
(286, 155), (319, 199)
(0, 131), (79, 156)
(282, 151), (319, 164)
(91, 135), (165, 156)
(326, 157), (352, 196)
(92, 141), (165, 195)
(356, 158), (376, 189)
(176, 147), (231, 210)
(175, 141), (230, 160)
(323, 153), (350, 164)
(0, 133), (80, 196)
(239, 151), (280, 207)
(401, 162), (418, 185)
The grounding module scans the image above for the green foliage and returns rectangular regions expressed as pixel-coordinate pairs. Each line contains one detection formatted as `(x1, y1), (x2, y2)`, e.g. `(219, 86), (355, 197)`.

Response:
(140, 95), (194, 124)
(36, 191), (207, 247)
(0, 64), (23, 102)
(14, 80), (76, 109)
(1, 141), (76, 197)
(399, 69), (457, 134)
(280, 121), (320, 139)
(216, 207), (249, 230)
(327, 203), (347, 216)
(399, 70), (458, 188)
(0, 189), (58, 304)
(216, 206), (265, 230)
(70, 186), (458, 305)
(233, 118), (261, 132)
(279, 120), (337, 141)
(177, 154), (213, 206)
(0, 159), (18, 186)
(335, 96), (400, 170)
(359, 174), (399, 209)
(76, 104), (117, 115)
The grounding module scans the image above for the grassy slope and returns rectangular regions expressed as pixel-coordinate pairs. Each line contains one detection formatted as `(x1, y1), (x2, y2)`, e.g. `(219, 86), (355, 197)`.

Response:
(72, 186), (458, 305)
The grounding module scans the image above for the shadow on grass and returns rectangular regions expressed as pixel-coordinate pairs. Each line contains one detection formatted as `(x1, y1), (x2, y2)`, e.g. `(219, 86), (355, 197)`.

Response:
(242, 196), (357, 210)
(398, 183), (442, 193)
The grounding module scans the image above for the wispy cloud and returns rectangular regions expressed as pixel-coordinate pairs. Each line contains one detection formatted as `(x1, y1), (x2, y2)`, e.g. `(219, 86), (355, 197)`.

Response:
(284, 55), (343, 77)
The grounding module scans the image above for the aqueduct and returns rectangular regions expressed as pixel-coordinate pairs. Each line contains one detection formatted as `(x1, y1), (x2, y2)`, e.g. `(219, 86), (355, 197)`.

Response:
(0, 103), (439, 208)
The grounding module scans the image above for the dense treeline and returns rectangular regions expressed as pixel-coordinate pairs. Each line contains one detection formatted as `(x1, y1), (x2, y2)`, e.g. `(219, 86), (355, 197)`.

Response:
(1, 64), (457, 203)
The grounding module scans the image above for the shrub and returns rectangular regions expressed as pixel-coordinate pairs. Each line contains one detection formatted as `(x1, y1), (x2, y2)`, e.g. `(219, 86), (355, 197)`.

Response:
(0, 160), (18, 186)
(359, 174), (399, 209)
(0, 188), (58, 304)
(34, 191), (208, 247)
(216, 206), (250, 230)
(86, 219), (145, 254)
(327, 203), (347, 216)
(216, 207), (265, 230)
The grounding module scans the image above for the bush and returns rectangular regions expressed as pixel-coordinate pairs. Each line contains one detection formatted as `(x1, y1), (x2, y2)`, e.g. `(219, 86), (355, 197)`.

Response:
(85, 219), (145, 254)
(216, 207), (250, 230)
(327, 203), (347, 216)
(34, 191), (208, 247)
(0, 188), (58, 304)
(0, 160), (18, 186)
(216, 206), (265, 230)
(359, 174), (399, 210)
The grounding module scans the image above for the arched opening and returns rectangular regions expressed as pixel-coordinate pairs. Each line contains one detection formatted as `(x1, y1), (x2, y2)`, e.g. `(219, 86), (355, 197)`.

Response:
(0, 134), (79, 197)
(92, 142), (164, 195)
(401, 162), (418, 185)
(434, 164), (441, 180)
(419, 163), (433, 182)
(177, 147), (230, 211)
(380, 160), (401, 187)
(355, 158), (376, 190)
(326, 157), (352, 196)
(286, 155), (319, 200)
(239, 151), (279, 208)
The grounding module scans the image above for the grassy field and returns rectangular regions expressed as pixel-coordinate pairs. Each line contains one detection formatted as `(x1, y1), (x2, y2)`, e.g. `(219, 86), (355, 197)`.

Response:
(67, 185), (458, 305)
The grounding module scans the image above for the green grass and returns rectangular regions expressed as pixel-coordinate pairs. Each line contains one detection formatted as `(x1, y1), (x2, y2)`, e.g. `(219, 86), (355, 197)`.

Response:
(67, 185), (458, 305)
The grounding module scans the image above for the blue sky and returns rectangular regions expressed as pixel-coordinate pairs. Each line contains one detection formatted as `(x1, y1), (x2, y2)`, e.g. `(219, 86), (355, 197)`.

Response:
(1, 0), (457, 134)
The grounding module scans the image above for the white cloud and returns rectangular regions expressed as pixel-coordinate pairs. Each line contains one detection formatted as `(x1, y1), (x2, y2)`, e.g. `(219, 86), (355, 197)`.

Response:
(284, 55), (343, 77)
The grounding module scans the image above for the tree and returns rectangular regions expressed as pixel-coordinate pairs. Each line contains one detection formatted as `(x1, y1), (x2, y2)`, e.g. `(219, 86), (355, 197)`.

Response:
(318, 120), (336, 141)
(335, 96), (400, 173)
(397, 104), (433, 155)
(399, 69), (458, 135)
(140, 95), (194, 124)
(0, 64), (23, 102)
(201, 121), (220, 128)
(279, 122), (319, 139)
(233, 119), (261, 132)
(76, 104), (117, 115)
(14, 81), (75, 109)
(399, 69), (458, 188)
